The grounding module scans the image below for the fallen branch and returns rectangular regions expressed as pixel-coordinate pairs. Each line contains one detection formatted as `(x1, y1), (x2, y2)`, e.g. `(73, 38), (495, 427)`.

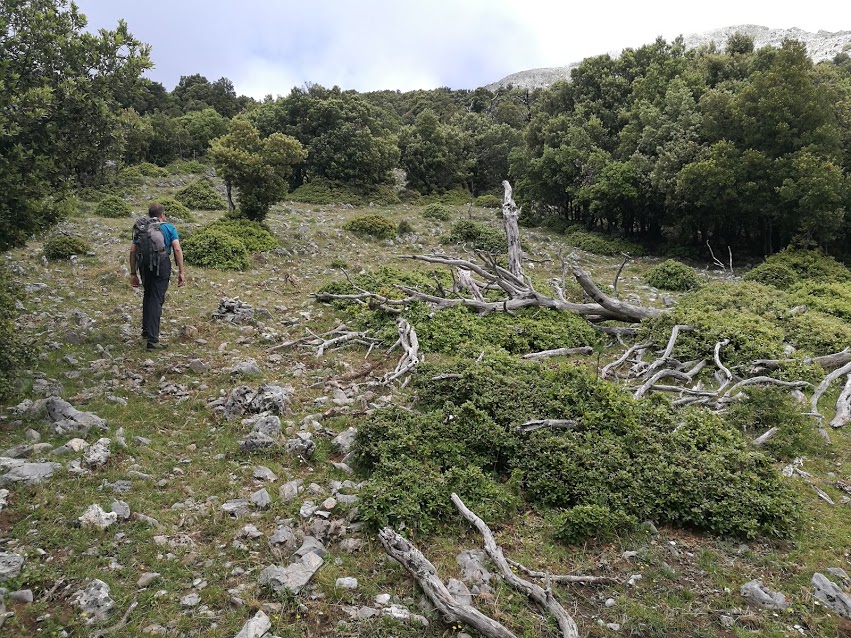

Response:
(518, 419), (580, 433)
(506, 558), (618, 585)
(378, 528), (517, 638)
(600, 342), (652, 380)
(612, 253), (631, 298)
(378, 317), (421, 385)
(810, 359), (851, 418)
(91, 598), (138, 638)
(452, 493), (579, 638)
(522, 346), (594, 360)
(829, 374), (851, 428)
(571, 267), (661, 321)
(751, 427), (778, 448)
(752, 348), (851, 373)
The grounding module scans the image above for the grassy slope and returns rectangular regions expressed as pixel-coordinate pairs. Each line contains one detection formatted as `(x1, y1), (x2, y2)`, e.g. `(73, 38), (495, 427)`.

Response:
(1, 172), (850, 637)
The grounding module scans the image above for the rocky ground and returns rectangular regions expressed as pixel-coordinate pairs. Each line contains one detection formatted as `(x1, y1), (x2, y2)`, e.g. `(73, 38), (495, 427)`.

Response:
(0, 177), (850, 637)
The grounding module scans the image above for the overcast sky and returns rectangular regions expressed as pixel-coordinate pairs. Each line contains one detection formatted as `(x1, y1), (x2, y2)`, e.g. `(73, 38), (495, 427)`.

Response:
(74, 0), (851, 99)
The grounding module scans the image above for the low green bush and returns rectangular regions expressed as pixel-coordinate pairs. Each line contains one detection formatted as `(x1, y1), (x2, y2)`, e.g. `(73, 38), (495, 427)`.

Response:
(761, 248), (851, 283)
(289, 178), (400, 206)
(436, 189), (473, 205)
(138, 162), (167, 177)
(43, 235), (91, 260)
(475, 194), (502, 208)
(397, 219), (415, 235)
(550, 505), (638, 545)
(422, 203), (451, 221)
(565, 229), (645, 256)
(165, 159), (207, 175)
(0, 267), (34, 401)
(444, 219), (505, 253)
(207, 218), (278, 252)
(175, 179), (225, 210)
(182, 228), (249, 270)
(784, 310), (851, 355)
(789, 281), (851, 322)
(117, 166), (144, 186)
(94, 195), (133, 219)
(743, 262), (799, 289)
(150, 197), (191, 220)
(342, 214), (397, 240)
(724, 387), (825, 461)
(646, 259), (702, 291)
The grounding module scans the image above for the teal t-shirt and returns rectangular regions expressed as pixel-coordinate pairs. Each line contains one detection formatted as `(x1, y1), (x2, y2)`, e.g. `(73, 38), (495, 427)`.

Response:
(160, 222), (178, 255)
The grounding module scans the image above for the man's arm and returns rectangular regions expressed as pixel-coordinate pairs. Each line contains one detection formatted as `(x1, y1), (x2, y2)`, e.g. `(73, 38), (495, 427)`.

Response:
(172, 239), (186, 287)
(129, 244), (140, 287)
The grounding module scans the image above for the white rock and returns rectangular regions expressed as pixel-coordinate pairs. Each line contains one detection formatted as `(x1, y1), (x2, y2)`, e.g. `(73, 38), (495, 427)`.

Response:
(79, 504), (118, 529)
(335, 577), (358, 590)
(234, 610), (271, 638)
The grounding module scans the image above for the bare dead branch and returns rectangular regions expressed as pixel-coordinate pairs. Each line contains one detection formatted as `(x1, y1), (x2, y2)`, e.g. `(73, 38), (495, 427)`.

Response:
(518, 419), (581, 433)
(378, 527), (517, 638)
(522, 346), (594, 360)
(612, 253), (631, 298)
(751, 427), (779, 448)
(810, 359), (851, 419)
(829, 374), (851, 428)
(634, 369), (692, 398)
(90, 599), (138, 638)
(505, 558), (619, 585)
(600, 342), (652, 380)
(571, 267), (662, 321)
(452, 493), (579, 638)
(502, 180), (524, 279)
(752, 348), (851, 373)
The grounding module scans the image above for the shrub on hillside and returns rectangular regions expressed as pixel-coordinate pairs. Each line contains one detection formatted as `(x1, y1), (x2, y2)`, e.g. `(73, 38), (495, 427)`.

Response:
(422, 203), (451, 221)
(566, 229), (644, 256)
(789, 281), (851, 322)
(43, 235), (91, 260)
(397, 219), (415, 235)
(175, 179), (225, 210)
(207, 218), (278, 252)
(762, 248), (851, 283)
(150, 197), (191, 220)
(444, 219), (505, 253)
(289, 178), (400, 206)
(551, 505), (638, 544)
(94, 195), (133, 219)
(165, 159), (207, 175)
(646, 259), (703, 291)
(475, 194), (502, 208)
(0, 268), (34, 401)
(117, 166), (144, 186)
(138, 162), (167, 177)
(783, 310), (851, 355)
(182, 228), (249, 270)
(743, 262), (799, 289)
(342, 214), (397, 240)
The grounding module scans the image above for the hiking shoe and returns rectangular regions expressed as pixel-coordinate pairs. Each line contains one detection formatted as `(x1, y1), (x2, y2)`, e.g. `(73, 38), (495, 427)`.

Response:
(146, 341), (168, 350)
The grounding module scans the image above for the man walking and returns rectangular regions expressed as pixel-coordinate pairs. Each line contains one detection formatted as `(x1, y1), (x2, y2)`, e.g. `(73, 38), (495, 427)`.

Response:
(129, 202), (186, 349)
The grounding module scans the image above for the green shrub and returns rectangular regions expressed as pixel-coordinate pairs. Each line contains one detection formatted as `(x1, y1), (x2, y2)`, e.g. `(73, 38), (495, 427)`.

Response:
(646, 260), (703, 291)
(149, 197), (191, 220)
(138, 162), (167, 177)
(165, 159), (207, 175)
(43, 235), (91, 260)
(117, 166), (144, 186)
(762, 248), (851, 283)
(289, 178), (400, 206)
(550, 505), (638, 545)
(743, 262), (799, 289)
(724, 387), (825, 461)
(175, 179), (225, 210)
(784, 311), (851, 355)
(475, 194), (502, 208)
(436, 189), (473, 205)
(207, 218), (278, 252)
(94, 194), (133, 218)
(444, 219), (505, 253)
(342, 214), (397, 240)
(789, 281), (851, 322)
(0, 267), (34, 401)
(566, 229), (645, 256)
(182, 228), (249, 270)
(422, 203), (451, 221)
(397, 219), (415, 235)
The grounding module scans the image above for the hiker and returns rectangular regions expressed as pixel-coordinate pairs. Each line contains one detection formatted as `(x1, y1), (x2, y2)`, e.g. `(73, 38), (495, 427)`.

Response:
(129, 202), (186, 349)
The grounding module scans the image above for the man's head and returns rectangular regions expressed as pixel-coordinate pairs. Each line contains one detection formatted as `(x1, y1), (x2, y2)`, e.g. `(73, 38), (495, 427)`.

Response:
(148, 202), (165, 219)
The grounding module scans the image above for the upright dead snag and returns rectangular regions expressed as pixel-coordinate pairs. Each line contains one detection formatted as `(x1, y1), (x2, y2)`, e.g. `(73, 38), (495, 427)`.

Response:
(501, 180), (523, 280)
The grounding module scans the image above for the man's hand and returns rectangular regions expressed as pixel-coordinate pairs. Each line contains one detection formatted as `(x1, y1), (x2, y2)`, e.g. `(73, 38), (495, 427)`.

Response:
(177, 271), (186, 287)
(130, 273), (140, 288)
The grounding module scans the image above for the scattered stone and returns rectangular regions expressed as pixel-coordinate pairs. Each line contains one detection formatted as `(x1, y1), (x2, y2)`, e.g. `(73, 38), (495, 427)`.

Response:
(294, 536), (326, 558)
(234, 610), (271, 638)
(269, 526), (295, 547)
(259, 553), (324, 595)
(330, 461), (353, 474)
(180, 592), (200, 607)
(0, 461), (62, 485)
(339, 538), (363, 554)
(622, 551), (638, 560)
(79, 504), (118, 530)
(215, 383), (294, 421)
(71, 579), (114, 624)
(299, 501), (318, 519)
(9, 589), (33, 604)
(142, 623), (167, 635)
(827, 567), (851, 587)
(252, 415), (282, 438)
(239, 432), (276, 452)
(719, 615), (735, 627)
(641, 520), (659, 535)
(24, 429), (41, 442)
(132, 512), (162, 528)
(383, 604), (429, 627)
(250, 488), (271, 509)
(447, 578), (472, 606)
(0, 489), (7, 513)
(627, 574), (643, 587)
(740, 579), (789, 610)
(45, 396), (106, 437)
(279, 479), (303, 502)
(285, 438), (315, 458)
(111, 500), (131, 520)
(336, 577), (358, 590)
(375, 593), (391, 606)
(606, 622), (621, 631)
(456, 549), (492, 586)
(0, 552), (25, 580)
(811, 572), (851, 618)
(133, 436), (152, 446)
(2, 444), (33, 459)
(253, 466), (277, 482)
(321, 497), (337, 511)
(230, 359), (262, 376)
(137, 572), (160, 588)
(187, 359), (210, 373)
(106, 395), (128, 405)
(605, 597), (616, 607)
(83, 438), (111, 468)
(66, 438), (89, 453)
(221, 499), (250, 518)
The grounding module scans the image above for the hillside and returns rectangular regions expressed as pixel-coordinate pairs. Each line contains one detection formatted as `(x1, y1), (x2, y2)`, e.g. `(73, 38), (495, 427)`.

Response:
(486, 25), (851, 90)
(1, 168), (850, 637)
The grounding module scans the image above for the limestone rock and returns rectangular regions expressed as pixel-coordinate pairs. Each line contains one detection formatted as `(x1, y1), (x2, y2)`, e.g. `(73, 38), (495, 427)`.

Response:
(336, 577), (358, 590)
(45, 396), (106, 436)
(0, 552), (25, 580)
(259, 553), (324, 595)
(251, 488), (271, 509)
(740, 579), (789, 610)
(812, 572), (851, 619)
(83, 438), (111, 468)
(234, 610), (271, 638)
(0, 461), (62, 485)
(71, 579), (115, 624)
(79, 504), (118, 530)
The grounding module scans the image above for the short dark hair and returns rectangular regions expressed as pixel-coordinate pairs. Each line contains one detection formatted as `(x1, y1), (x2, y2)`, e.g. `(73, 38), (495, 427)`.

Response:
(148, 202), (165, 218)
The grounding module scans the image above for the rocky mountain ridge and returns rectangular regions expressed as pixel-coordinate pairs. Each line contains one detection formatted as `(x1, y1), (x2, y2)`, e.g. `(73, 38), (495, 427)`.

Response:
(486, 24), (851, 90)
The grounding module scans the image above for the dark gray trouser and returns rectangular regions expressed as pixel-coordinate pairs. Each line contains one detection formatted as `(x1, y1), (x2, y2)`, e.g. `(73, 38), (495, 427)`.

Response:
(140, 253), (171, 343)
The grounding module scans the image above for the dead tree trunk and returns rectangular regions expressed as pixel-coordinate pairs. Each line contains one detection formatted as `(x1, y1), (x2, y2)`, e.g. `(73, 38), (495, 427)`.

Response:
(502, 180), (523, 280)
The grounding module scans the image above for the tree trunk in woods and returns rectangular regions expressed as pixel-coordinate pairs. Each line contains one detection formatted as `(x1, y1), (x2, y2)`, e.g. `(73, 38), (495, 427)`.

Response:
(226, 182), (235, 212)
(502, 180), (523, 279)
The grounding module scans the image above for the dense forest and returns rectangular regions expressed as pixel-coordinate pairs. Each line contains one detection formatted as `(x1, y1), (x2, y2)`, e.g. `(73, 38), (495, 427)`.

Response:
(4, 0), (851, 259)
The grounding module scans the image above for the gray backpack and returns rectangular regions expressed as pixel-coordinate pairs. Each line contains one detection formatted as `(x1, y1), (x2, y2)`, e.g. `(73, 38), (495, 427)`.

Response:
(133, 217), (166, 275)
